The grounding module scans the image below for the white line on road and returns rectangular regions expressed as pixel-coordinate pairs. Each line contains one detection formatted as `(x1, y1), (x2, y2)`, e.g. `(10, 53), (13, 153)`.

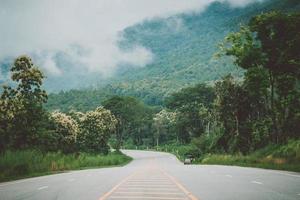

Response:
(272, 172), (300, 178)
(68, 178), (75, 182)
(251, 181), (263, 185)
(37, 186), (48, 190)
(0, 180), (28, 187)
(225, 174), (232, 178)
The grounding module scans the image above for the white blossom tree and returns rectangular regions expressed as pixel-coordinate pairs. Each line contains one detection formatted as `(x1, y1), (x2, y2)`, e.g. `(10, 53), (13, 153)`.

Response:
(79, 107), (117, 154)
(50, 111), (79, 152)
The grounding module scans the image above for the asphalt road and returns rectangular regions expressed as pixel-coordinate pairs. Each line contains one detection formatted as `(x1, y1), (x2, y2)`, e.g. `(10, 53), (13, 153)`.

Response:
(0, 150), (299, 200)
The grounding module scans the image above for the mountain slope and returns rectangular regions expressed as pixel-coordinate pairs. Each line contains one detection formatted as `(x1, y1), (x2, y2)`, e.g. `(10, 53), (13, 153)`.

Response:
(102, 0), (300, 104)
(2, 0), (298, 111)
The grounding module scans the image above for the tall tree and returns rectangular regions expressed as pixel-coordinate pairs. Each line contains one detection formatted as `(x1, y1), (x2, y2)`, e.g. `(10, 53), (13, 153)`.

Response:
(103, 96), (153, 149)
(220, 11), (300, 143)
(165, 84), (216, 142)
(0, 56), (47, 150)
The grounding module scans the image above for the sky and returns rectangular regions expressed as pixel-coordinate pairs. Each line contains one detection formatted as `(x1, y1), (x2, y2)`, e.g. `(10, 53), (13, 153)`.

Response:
(0, 0), (263, 80)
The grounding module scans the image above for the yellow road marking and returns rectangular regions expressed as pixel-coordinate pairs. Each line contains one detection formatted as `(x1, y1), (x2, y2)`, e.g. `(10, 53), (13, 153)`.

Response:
(99, 158), (199, 200)
(117, 188), (179, 191)
(114, 191), (185, 195)
(98, 172), (139, 200)
(109, 196), (187, 200)
(122, 184), (175, 187)
(160, 169), (199, 200)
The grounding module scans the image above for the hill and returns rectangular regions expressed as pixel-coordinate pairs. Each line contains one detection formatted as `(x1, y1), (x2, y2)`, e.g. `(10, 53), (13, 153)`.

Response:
(6, 0), (299, 111)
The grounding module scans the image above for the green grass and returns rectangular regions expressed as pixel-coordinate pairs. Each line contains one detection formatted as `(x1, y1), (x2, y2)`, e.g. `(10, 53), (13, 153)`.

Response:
(200, 140), (300, 172)
(150, 140), (300, 172)
(0, 150), (132, 182)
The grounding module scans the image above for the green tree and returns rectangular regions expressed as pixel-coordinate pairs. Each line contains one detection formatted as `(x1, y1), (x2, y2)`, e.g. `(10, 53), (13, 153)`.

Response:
(0, 56), (47, 150)
(165, 84), (215, 143)
(153, 109), (177, 147)
(214, 75), (254, 153)
(220, 11), (300, 143)
(103, 96), (153, 149)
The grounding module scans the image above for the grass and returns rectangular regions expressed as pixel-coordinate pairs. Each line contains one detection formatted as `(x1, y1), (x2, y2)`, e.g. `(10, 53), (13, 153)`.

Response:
(199, 140), (300, 172)
(0, 150), (132, 182)
(149, 140), (300, 172)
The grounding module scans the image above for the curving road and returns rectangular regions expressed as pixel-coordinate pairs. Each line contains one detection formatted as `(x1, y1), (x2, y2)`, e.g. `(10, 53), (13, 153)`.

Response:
(0, 150), (299, 200)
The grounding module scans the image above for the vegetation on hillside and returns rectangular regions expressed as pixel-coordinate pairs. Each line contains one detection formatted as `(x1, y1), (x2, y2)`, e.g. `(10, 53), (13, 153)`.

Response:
(44, 0), (300, 109)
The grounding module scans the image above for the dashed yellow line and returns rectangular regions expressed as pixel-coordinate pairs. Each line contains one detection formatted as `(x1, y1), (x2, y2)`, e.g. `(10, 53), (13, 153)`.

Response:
(108, 196), (187, 200)
(160, 169), (199, 200)
(98, 172), (139, 200)
(114, 191), (185, 195)
(99, 159), (199, 200)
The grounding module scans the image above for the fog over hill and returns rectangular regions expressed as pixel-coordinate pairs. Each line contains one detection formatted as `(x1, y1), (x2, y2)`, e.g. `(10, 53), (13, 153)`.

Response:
(0, 0), (268, 90)
(1, 0), (299, 109)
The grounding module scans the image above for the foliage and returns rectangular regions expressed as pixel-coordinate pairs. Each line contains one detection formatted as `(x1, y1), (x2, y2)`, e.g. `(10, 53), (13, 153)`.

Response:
(47, 111), (79, 153)
(103, 96), (155, 149)
(153, 109), (177, 146)
(166, 84), (216, 143)
(78, 107), (117, 154)
(0, 56), (48, 151)
(220, 11), (300, 146)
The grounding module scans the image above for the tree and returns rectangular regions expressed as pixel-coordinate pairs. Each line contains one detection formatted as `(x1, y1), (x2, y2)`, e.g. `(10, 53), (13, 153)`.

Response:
(0, 56), (47, 150)
(165, 84), (216, 143)
(0, 86), (17, 152)
(49, 111), (79, 153)
(103, 96), (153, 149)
(78, 107), (117, 154)
(220, 11), (300, 143)
(214, 75), (254, 153)
(153, 109), (177, 147)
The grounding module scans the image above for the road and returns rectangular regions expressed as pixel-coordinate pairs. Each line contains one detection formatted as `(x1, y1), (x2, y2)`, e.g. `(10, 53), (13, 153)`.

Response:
(0, 150), (299, 200)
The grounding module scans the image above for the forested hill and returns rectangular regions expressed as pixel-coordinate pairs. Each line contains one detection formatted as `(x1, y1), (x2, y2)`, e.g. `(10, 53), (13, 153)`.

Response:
(45, 0), (300, 111)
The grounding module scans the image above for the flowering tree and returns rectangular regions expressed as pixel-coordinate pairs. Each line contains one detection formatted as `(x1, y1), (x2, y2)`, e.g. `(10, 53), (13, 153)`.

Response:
(50, 111), (79, 153)
(79, 107), (117, 154)
(0, 56), (48, 151)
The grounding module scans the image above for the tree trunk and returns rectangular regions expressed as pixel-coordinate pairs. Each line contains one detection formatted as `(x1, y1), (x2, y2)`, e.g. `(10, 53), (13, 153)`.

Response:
(235, 114), (239, 137)
(207, 121), (210, 135)
(269, 72), (279, 143)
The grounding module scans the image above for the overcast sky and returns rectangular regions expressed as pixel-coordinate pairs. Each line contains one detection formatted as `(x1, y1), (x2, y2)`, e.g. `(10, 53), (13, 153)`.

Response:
(0, 0), (263, 77)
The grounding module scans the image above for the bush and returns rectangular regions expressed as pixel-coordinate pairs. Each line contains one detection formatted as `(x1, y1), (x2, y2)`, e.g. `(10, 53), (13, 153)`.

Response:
(0, 150), (132, 182)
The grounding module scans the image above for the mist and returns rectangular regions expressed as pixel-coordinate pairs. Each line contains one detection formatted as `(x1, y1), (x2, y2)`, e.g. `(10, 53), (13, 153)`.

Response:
(0, 0), (264, 91)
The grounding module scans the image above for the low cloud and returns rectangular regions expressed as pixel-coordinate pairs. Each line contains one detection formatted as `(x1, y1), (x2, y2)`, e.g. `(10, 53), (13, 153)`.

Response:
(0, 0), (264, 80)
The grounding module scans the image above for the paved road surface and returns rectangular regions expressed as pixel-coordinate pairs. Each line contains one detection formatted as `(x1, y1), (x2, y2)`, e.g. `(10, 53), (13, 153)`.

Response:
(0, 150), (299, 200)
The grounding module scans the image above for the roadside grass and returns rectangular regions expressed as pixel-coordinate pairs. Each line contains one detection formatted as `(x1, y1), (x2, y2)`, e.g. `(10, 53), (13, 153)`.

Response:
(200, 140), (300, 172)
(143, 140), (300, 172)
(0, 150), (132, 182)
